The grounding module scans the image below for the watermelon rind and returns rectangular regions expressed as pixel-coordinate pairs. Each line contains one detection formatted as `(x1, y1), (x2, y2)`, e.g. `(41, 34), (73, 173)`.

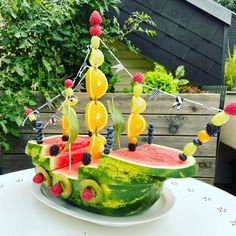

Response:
(100, 144), (198, 178)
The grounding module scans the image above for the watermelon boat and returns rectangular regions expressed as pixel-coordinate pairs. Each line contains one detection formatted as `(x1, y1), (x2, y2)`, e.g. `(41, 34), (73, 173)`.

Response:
(24, 10), (236, 217)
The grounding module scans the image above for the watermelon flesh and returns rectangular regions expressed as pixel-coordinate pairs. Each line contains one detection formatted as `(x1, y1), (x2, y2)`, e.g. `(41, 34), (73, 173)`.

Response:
(25, 135), (90, 171)
(26, 138), (198, 216)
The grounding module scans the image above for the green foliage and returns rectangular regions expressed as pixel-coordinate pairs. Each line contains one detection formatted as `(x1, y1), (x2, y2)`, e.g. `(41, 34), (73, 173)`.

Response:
(107, 100), (125, 146)
(224, 46), (236, 90)
(214, 0), (236, 12)
(0, 0), (156, 151)
(142, 63), (189, 94)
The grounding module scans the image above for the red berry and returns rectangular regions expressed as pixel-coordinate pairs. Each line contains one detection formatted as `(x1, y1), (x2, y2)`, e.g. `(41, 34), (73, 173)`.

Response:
(33, 173), (44, 184)
(90, 25), (102, 36)
(25, 108), (33, 116)
(132, 72), (144, 83)
(64, 79), (73, 88)
(89, 11), (102, 25)
(50, 183), (63, 196)
(224, 102), (236, 115)
(81, 188), (93, 201)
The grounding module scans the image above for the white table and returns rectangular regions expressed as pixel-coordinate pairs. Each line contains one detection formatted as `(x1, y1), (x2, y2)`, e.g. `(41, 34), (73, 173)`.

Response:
(0, 169), (236, 236)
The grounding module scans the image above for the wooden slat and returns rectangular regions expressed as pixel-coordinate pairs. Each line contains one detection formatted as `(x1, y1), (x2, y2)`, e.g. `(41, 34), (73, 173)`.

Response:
(195, 177), (214, 185)
(195, 157), (215, 178)
(21, 113), (214, 136)
(36, 93), (220, 115)
(5, 134), (217, 157)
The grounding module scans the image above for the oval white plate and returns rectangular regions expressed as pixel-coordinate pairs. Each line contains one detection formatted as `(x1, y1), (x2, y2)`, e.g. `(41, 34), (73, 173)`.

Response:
(32, 184), (175, 227)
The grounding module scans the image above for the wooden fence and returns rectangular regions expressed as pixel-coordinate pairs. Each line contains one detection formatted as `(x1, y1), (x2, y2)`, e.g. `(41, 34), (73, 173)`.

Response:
(1, 93), (220, 184)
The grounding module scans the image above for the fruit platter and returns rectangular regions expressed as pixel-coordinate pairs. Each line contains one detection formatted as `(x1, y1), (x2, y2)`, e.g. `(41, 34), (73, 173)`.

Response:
(24, 11), (236, 218)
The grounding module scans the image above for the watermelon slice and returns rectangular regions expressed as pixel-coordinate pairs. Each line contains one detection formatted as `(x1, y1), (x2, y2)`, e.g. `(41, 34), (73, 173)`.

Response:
(100, 144), (198, 178)
(25, 135), (90, 170)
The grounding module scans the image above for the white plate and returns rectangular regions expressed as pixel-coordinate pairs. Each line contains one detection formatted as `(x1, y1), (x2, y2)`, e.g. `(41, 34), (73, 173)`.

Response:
(32, 184), (175, 227)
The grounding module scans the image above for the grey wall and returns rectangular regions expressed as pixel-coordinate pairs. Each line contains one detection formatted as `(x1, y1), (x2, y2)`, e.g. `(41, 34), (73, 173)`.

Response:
(108, 0), (230, 85)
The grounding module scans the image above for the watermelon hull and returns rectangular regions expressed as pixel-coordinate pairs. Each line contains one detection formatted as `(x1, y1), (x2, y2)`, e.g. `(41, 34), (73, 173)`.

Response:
(27, 137), (197, 216)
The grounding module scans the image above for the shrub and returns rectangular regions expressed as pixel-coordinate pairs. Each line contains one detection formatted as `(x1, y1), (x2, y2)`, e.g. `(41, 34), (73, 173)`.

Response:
(224, 46), (236, 91)
(0, 0), (156, 150)
(142, 63), (189, 94)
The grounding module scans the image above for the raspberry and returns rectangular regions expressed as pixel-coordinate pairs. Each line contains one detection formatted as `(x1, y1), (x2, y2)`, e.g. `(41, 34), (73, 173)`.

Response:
(81, 188), (93, 201)
(50, 183), (63, 196)
(64, 79), (73, 88)
(132, 72), (144, 83)
(224, 102), (236, 115)
(33, 173), (44, 184)
(89, 11), (102, 25)
(90, 25), (102, 36)
(25, 108), (33, 116)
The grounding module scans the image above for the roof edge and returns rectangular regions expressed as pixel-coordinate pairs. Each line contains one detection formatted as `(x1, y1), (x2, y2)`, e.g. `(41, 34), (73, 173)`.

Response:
(186, 0), (232, 25)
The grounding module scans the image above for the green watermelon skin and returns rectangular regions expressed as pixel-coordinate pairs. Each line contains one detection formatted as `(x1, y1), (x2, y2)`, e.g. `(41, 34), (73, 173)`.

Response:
(67, 177), (162, 216)
(29, 142), (198, 216)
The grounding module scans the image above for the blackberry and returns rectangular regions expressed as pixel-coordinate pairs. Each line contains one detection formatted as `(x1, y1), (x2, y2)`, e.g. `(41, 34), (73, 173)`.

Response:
(148, 128), (154, 133)
(50, 144), (60, 156)
(179, 153), (187, 161)
(82, 152), (91, 165)
(104, 144), (111, 150)
(62, 135), (69, 141)
(104, 149), (110, 155)
(88, 131), (93, 137)
(147, 137), (153, 144)
(206, 123), (220, 137)
(107, 133), (113, 139)
(149, 123), (154, 128)
(128, 143), (136, 151)
(107, 126), (114, 133)
(107, 139), (113, 145)
(193, 138), (202, 146)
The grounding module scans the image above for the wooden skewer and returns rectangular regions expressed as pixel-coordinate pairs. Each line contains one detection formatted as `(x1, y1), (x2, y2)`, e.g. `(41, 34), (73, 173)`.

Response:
(112, 98), (121, 149)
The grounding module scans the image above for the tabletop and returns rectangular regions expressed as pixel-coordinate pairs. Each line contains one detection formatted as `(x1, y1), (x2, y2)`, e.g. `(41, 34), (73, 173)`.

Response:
(0, 169), (236, 236)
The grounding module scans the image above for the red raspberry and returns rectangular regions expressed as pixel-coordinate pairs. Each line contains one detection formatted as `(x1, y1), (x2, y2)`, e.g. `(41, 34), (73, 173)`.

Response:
(224, 102), (236, 115)
(64, 79), (73, 88)
(25, 108), (33, 116)
(90, 25), (102, 36)
(50, 183), (63, 196)
(89, 11), (102, 25)
(33, 173), (44, 184)
(81, 188), (93, 201)
(132, 72), (144, 83)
